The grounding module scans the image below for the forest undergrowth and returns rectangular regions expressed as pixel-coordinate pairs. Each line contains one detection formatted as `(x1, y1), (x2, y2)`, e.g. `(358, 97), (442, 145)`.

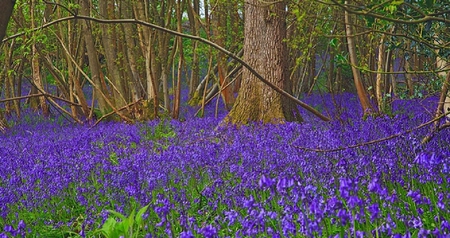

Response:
(0, 93), (449, 237)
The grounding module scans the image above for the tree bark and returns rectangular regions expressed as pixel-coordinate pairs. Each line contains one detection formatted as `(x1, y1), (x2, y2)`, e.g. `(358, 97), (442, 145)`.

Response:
(0, 0), (14, 43)
(0, 0), (14, 131)
(99, 0), (127, 109)
(344, 0), (373, 117)
(224, 0), (302, 124)
(80, 0), (110, 115)
(376, 34), (386, 112)
(187, 0), (200, 98)
(30, 0), (49, 116)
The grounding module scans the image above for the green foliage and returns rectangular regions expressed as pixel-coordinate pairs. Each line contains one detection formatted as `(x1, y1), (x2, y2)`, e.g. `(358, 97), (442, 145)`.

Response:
(138, 119), (176, 151)
(94, 204), (149, 238)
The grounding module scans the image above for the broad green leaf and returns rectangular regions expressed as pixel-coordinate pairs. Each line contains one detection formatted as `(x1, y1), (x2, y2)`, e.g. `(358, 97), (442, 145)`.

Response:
(135, 204), (150, 226)
(107, 210), (127, 221)
(101, 217), (118, 237)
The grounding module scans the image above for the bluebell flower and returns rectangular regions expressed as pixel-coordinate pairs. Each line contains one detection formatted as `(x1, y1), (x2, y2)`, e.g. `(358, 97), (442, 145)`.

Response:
(199, 224), (217, 238)
(258, 175), (274, 188)
(179, 231), (195, 238)
(368, 203), (379, 222)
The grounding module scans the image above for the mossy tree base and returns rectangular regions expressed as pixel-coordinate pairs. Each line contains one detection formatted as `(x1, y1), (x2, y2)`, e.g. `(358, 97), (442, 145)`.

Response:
(222, 0), (303, 125)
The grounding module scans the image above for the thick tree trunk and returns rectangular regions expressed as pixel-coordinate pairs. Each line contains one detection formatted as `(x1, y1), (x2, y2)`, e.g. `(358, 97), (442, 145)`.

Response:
(0, 0), (14, 42)
(0, 0), (16, 130)
(224, 0), (302, 124)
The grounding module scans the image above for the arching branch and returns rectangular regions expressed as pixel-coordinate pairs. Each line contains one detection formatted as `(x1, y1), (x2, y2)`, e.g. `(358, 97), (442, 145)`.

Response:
(3, 14), (331, 122)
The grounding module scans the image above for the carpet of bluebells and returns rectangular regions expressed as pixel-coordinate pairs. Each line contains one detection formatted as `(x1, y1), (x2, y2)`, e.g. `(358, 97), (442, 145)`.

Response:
(0, 93), (450, 237)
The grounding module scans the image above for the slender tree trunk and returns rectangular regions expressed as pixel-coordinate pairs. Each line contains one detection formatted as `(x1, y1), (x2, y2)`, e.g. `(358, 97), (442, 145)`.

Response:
(344, 0), (373, 116)
(212, 0), (234, 110)
(133, 0), (158, 119)
(187, 0), (200, 98)
(99, 0), (127, 110)
(173, 0), (184, 119)
(30, 0), (49, 116)
(404, 54), (414, 97)
(224, 0), (302, 124)
(376, 34), (386, 113)
(80, 0), (109, 115)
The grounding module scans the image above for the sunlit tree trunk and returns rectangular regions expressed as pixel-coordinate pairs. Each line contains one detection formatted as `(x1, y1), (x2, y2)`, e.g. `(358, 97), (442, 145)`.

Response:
(133, 1), (158, 119)
(375, 34), (386, 113)
(435, 39), (450, 122)
(344, 0), (373, 116)
(224, 0), (302, 124)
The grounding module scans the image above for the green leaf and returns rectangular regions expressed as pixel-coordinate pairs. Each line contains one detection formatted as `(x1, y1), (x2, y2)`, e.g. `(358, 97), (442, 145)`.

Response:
(135, 204), (150, 226)
(391, 0), (404, 6)
(101, 217), (118, 238)
(107, 210), (127, 221)
(365, 16), (375, 27)
(329, 38), (338, 48)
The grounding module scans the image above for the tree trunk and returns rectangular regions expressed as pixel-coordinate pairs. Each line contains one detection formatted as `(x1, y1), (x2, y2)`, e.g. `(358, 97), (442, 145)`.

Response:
(80, 0), (110, 115)
(0, 0), (14, 131)
(0, 0), (14, 42)
(344, 0), (373, 116)
(223, 0), (302, 124)
(212, 0), (234, 110)
(187, 0), (200, 98)
(173, 0), (184, 119)
(30, 0), (49, 116)
(99, 0), (127, 109)
(376, 34), (386, 113)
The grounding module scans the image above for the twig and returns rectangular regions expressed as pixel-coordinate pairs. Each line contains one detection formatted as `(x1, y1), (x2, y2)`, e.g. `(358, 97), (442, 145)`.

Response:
(91, 99), (143, 128)
(3, 15), (331, 122)
(294, 112), (450, 152)
(0, 93), (82, 106)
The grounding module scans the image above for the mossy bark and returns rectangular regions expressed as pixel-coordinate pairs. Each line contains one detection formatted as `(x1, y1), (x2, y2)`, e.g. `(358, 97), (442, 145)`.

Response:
(223, 0), (302, 125)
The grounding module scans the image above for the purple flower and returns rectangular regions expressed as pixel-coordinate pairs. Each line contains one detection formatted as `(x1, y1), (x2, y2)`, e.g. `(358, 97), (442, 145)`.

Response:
(180, 230), (195, 238)
(339, 178), (355, 199)
(407, 190), (422, 204)
(243, 195), (255, 209)
(276, 177), (294, 192)
(347, 195), (361, 210)
(418, 228), (430, 237)
(199, 224), (217, 238)
(258, 175), (274, 188)
(337, 209), (350, 226)
(224, 210), (239, 225)
(368, 203), (379, 222)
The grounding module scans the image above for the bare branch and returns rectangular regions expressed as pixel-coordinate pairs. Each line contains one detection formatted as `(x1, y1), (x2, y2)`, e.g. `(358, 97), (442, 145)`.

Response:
(3, 14), (331, 122)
